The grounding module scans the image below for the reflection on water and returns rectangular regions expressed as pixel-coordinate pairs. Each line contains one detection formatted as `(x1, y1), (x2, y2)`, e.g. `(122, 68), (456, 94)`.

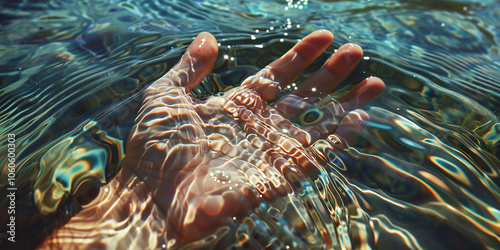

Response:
(0, 0), (499, 249)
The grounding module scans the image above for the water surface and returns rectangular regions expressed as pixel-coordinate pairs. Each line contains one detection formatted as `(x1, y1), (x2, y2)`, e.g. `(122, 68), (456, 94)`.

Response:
(0, 0), (499, 249)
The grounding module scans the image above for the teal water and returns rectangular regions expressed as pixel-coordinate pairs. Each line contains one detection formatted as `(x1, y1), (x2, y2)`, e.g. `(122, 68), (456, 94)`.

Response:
(0, 0), (499, 249)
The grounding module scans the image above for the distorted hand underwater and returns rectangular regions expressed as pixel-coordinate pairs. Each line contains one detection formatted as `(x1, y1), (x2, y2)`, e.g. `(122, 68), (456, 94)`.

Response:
(41, 30), (385, 249)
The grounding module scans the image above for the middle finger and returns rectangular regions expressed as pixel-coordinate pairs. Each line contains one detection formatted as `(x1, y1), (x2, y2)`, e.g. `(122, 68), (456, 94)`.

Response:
(242, 30), (334, 101)
(292, 43), (364, 99)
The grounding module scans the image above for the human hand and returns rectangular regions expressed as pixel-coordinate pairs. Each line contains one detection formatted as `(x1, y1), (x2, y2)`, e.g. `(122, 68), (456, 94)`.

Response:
(43, 30), (384, 248)
(121, 30), (384, 243)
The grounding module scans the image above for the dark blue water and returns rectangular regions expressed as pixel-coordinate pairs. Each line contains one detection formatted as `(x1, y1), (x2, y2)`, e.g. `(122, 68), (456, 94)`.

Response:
(0, 0), (499, 249)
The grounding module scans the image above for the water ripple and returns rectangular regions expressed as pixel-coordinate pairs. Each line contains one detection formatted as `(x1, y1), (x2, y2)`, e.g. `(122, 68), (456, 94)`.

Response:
(0, 0), (499, 248)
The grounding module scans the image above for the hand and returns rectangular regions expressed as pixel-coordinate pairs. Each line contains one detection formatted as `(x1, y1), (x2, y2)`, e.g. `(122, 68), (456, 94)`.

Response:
(123, 29), (384, 242)
(43, 30), (384, 248)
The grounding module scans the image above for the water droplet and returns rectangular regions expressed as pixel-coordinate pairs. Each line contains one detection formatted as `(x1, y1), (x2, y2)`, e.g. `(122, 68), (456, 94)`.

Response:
(210, 169), (231, 182)
(396, 107), (401, 111)
(17, 67), (22, 71)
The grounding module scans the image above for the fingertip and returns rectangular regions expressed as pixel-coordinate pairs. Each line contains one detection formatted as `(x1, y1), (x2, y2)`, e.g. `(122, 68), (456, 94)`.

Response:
(150, 32), (219, 92)
(292, 30), (334, 58)
(312, 29), (334, 42)
(320, 43), (363, 81)
(304, 29), (334, 46)
(366, 76), (385, 96)
(187, 32), (219, 66)
(345, 43), (363, 53)
(335, 43), (364, 65)
(338, 77), (385, 110)
(174, 32), (218, 89)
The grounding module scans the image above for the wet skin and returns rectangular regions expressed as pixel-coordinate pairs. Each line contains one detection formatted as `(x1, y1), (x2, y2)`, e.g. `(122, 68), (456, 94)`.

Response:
(41, 30), (384, 248)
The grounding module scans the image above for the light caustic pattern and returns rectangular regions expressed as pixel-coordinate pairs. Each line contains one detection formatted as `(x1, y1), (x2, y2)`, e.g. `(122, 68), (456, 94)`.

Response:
(40, 31), (384, 249)
(4, 1), (499, 248)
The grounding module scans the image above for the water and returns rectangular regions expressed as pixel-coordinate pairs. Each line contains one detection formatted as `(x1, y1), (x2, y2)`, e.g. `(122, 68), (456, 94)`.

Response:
(0, 0), (499, 249)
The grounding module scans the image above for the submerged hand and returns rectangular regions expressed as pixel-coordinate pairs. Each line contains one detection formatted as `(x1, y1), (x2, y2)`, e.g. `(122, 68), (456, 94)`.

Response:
(43, 30), (384, 248)
(123, 30), (384, 242)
